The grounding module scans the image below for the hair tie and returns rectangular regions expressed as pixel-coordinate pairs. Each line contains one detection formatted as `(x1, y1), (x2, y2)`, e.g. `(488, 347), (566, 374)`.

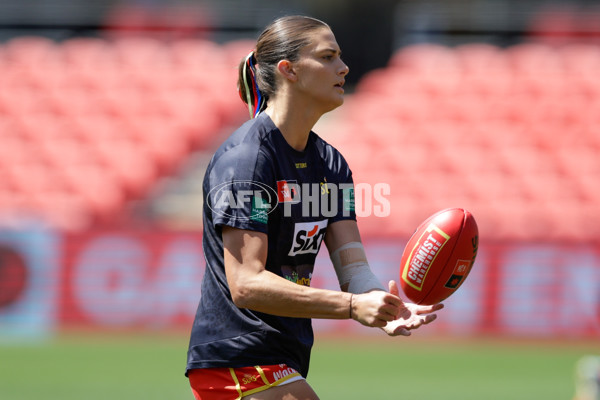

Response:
(242, 50), (265, 119)
(241, 51), (255, 118)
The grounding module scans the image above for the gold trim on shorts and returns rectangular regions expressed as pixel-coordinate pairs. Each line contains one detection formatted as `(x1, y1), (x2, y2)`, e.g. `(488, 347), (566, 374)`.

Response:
(229, 365), (303, 399)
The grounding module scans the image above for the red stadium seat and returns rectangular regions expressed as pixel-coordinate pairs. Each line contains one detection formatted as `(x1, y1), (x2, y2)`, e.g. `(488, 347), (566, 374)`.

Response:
(0, 190), (37, 220)
(60, 37), (118, 70)
(0, 137), (36, 166)
(440, 144), (505, 176)
(575, 174), (600, 204)
(112, 37), (169, 70)
(15, 112), (77, 142)
(498, 146), (559, 176)
(389, 43), (461, 75)
(559, 44), (600, 77)
(5, 164), (66, 195)
(464, 173), (514, 206)
(504, 43), (563, 75)
(92, 86), (148, 120)
(170, 38), (224, 69)
(59, 164), (125, 219)
(48, 87), (102, 118)
(455, 69), (514, 100)
(454, 43), (507, 74)
(37, 137), (100, 170)
(0, 86), (51, 117)
(0, 115), (25, 140)
(554, 146), (600, 177)
(220, 39), (258, 69)
(33, 191), (92, 231)
(92, 137), (157, 196)
(72, 113), (131, 143)
(124, 116), (190, 171)
(3, 36), (60, 67)
(0, 64), (39, 93)
(0, 168), (15, 192)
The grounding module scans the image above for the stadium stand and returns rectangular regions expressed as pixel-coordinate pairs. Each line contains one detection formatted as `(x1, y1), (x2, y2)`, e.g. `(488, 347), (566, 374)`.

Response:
(0, 37), (598, 242)
(328, 42), (600, 241)
(0, 36), (251, 230)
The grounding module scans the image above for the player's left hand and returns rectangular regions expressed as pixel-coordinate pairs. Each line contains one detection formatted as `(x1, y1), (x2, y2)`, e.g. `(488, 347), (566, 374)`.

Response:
(381, 280), (444, 337)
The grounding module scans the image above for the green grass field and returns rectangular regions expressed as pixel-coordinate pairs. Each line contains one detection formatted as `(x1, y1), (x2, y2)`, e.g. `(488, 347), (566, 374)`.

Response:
(0, 332), (594, 399)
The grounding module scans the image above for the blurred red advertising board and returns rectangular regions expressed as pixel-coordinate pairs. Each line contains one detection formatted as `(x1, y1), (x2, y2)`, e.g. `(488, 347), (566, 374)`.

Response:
(47, 231), (600, 337)
(59, 231), (204, 329)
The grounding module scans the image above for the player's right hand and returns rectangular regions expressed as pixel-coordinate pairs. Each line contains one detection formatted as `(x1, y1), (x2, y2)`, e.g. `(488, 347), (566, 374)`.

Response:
(350, 289), (403, 328)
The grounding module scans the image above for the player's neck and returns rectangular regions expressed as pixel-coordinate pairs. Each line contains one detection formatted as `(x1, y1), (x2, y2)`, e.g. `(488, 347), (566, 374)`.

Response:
(265, 99), (321, 152)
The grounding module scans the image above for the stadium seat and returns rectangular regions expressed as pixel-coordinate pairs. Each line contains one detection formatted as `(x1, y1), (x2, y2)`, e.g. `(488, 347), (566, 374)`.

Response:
(0, 115), (24, 140)
(3, 36), (59, 67)
(74, 63), (127, 93)
(92, 86), (147, 119)
(554, 146), (600, 177)
(72, 114), (130, 143)
(220, 39), (259, 69)
(428, 93), (487, 124)
(559, 44), (600, 76)
(32, 191), (92, 231)
(16, 112), (76, 142)
(454, 43), (507, 74)
(0, 190), (37, 220)
(37, 137), (99, 170)
(170, 38), (224, 69)
(112, 37), (170, 70)
(439, 144), (503, 176)
(498, 146), (559, 177)
(93, 137), (157, 196)
(0, 137), (35, 166)
(60, 37), (118, 70)
(574, 174), (600, 204)
(389, 43), (461, 74)
(124, 116), (190, 171)
(504, 43), (563, 75)
(59, 165), (125, 219)
(0, 64), (39, 93)
(0, 86), (48, 117)
(0, 167), (15, 192)
(48, 87), (101, 118)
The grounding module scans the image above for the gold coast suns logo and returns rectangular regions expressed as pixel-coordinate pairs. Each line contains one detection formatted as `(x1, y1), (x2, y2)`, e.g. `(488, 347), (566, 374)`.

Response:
(288, 220), (328, 257)
(241, 373), (259, 384)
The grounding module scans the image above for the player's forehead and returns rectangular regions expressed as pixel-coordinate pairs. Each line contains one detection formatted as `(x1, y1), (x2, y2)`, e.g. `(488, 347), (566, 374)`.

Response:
(300, 27), (341, 56)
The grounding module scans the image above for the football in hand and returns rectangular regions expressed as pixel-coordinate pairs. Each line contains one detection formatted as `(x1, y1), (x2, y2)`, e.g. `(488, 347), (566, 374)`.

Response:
(399, 208), (479, 305)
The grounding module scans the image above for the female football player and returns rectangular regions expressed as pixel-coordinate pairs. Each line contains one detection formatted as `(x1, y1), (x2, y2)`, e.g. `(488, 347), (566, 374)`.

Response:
(186, 15), (443, 400)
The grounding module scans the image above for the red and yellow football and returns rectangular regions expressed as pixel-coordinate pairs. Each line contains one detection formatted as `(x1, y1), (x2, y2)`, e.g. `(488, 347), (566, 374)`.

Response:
(399, 208), (479, 305)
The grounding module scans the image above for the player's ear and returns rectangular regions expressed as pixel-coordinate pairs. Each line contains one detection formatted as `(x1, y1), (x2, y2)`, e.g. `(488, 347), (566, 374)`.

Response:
(277, 59), (297, 82)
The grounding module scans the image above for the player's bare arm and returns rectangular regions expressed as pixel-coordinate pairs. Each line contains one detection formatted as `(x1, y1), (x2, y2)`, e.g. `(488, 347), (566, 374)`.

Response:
(223, 225), (396, 325)
(325, 220), (443, 335)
